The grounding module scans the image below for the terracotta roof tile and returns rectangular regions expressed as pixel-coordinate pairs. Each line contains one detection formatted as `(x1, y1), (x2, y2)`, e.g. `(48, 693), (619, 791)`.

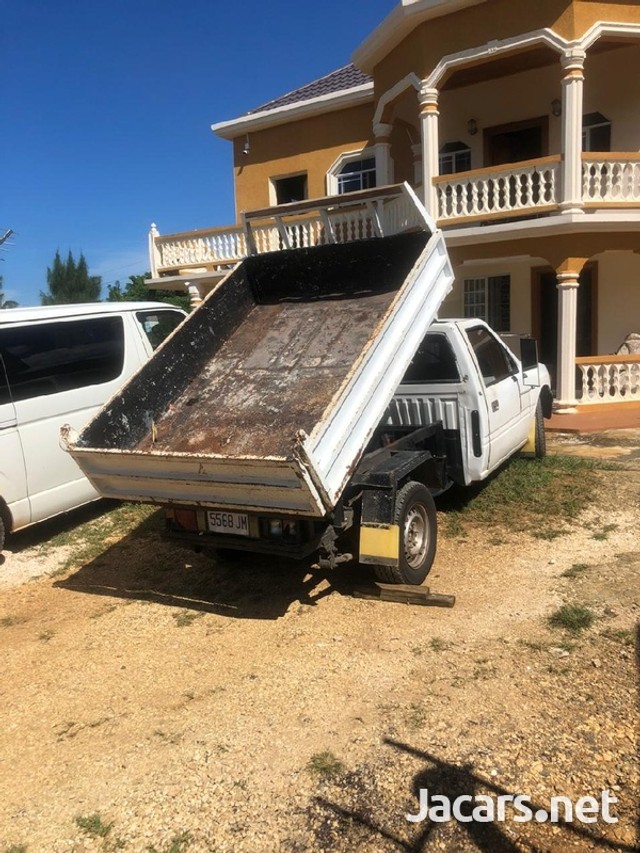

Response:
(247, 64), (372, 115)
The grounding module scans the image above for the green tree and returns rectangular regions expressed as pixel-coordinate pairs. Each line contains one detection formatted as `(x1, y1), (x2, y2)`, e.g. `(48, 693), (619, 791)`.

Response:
(41, 250), (101, 304)
(107, 273), (191, 312)
(0, 275), (18, 309)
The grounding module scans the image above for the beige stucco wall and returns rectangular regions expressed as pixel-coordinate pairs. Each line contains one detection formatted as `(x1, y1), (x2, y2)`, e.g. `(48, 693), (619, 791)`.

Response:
(593, 251), (640, 352)
(372, 0), (640, 98)
(584, 44), (640, 150)
(232, 103), (374, 217)
(439, 260), (534, 332)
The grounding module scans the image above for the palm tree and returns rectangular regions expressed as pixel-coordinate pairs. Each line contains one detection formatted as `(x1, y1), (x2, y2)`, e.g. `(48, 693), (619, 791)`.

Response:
(0, 275), (18, 309)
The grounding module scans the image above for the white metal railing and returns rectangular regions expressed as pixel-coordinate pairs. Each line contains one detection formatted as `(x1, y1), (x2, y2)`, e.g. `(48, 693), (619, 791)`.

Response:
(582, 154), (640, 204)
(434, 156), (561, 222)
(576, 355), (640, 404)
(150, 185), (425, 277)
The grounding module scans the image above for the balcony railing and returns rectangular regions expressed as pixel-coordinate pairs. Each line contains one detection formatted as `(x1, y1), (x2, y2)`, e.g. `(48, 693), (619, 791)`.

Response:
(434, 156), (561, 224)
(582, 153), (640, 205)
(149, 155), (640, 277)
(576, 355), (640, 404)
(149, 188), (420, 277)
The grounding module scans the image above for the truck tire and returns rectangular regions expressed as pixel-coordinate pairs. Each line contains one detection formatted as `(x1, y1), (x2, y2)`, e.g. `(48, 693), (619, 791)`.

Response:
(534, 399), (546, 458)
(0, 515), (5, 554)
(374, 481), (437, 586)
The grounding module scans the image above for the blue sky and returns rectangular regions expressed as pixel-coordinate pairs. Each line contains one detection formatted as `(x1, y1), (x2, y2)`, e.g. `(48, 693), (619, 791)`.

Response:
(2, 0), (395, 306)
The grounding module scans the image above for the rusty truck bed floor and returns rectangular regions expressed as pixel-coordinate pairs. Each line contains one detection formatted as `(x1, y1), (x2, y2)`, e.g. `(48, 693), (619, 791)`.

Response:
(136, 291), (395, 457)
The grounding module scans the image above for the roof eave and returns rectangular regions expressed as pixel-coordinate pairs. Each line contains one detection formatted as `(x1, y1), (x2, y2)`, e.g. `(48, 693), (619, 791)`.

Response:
(353, 0), (488, 74)
(211, 83), (374, 140)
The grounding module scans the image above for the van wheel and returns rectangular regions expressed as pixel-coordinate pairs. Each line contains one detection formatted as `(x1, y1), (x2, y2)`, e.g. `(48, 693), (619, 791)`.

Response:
(373, 482), (437, 586)
(534, 400), (546, 458)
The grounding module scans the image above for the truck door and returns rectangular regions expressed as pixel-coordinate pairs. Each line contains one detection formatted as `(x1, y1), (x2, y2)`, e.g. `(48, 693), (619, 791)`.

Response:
(0, 352), (30, 530)
(464, 325), (530, 469)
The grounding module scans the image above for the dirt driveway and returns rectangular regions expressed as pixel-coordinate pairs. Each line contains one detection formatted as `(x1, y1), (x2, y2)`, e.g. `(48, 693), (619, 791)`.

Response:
(0, 432), (638, 853)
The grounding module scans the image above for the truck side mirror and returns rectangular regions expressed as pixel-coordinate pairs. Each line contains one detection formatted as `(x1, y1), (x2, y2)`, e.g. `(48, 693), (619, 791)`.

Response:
(520, 337), (540, 387)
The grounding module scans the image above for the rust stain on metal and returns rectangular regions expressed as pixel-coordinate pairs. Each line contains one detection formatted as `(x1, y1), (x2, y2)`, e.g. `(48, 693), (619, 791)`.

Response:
(134, 291), (395, 458)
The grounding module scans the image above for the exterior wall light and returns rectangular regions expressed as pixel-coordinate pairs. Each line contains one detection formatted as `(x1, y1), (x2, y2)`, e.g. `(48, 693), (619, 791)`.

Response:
(467, 118), (478, 136)
(242, 135), (250, 155)
(551, 98), (562, 117)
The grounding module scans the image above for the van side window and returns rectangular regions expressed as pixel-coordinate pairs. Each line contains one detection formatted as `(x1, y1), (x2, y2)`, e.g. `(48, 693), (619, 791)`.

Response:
(466, 325), (517, 387)
(0, 316), (125, 402)
(401, 333), (460, 384)
(0, 354), (11, 406)
(136, 310), (184, 350)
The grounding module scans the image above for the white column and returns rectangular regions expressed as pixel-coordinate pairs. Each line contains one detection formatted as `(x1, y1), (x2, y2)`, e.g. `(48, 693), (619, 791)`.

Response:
(373, 122), (393, 187)
(560, 48), (586, 213)
(184, 281), (204, 310)
(555, 271), (580, 410)
(419, 84), (440, 218)
(412, 143), (423, 187)
(148, 223), (161, 278)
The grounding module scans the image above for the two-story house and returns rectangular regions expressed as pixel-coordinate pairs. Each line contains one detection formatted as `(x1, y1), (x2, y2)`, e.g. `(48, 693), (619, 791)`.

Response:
(147, 0), (640, 412)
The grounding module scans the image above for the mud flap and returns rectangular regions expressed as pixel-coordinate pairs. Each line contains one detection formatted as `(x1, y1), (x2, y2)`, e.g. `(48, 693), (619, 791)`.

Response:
(359, 524), (400, 566)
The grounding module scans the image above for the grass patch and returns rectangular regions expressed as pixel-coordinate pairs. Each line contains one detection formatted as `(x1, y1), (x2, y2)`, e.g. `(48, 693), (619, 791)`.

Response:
(561, 563), (590, 578)
(549, 604), (596, 636)
(430, 636), (452, 652)
(601, 627), (634, 646)
(5, 846), (28, 853)
(37, 630), (55, 642)
(74, 813), (113, 838)
(51, 503), (159, 573)
(307, 751), (344, 779)
(0, 615), (26, 628)
(173, 611), (203, 628)
(147, 831), (193, 853)
(440, 455), (601, 539)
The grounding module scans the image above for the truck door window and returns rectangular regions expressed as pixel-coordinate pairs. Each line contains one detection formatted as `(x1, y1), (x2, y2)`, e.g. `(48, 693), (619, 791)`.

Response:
(136, 310), (184, 350)
(401, 333), (460, 383)
(0, 317), (125, 401)
(466, 325), (517, 387)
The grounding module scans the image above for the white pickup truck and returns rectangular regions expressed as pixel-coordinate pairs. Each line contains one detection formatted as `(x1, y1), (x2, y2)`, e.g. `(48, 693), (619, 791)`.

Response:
(64, 184), (552, 585)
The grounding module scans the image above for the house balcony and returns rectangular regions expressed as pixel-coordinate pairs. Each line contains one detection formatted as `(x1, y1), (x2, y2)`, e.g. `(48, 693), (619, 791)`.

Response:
(434, 153), (640, 224)
(149, 153), (640, 280)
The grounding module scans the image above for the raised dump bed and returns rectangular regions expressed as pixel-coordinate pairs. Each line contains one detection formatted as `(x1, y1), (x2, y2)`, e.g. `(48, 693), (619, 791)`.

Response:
(66, 185), (453, 518)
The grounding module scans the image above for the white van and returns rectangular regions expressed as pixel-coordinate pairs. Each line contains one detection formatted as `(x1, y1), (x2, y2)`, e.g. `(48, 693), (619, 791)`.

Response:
(0, 302), (187, 551)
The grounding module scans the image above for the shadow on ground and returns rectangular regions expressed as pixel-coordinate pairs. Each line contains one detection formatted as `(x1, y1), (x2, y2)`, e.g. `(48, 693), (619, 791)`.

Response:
(55, 511), (376, 620)
(311, 740), (637, 852)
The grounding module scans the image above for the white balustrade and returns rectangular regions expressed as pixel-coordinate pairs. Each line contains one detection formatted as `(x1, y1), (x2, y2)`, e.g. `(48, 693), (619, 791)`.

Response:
(435, 157), (561, 222)
(154, 225), (247, 273)
(576, 356), (640, 404)
(582, 155), (640, 204)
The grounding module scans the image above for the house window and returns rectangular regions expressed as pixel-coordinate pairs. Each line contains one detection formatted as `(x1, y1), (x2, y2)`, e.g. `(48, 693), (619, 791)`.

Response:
(582, 112), (611, 152)
(337, 157), (376, 194)
(273, 173), (308, 205)
(439, 142), (471, 175)
(464, 275), (510, 332)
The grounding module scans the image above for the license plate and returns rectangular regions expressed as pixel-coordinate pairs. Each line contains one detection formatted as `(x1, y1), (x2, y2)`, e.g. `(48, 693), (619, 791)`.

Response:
(206, 510), (250, 537)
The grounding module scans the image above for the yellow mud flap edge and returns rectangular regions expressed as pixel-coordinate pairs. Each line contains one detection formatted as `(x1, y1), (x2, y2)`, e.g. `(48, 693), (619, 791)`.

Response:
(359, 524), (400, 566)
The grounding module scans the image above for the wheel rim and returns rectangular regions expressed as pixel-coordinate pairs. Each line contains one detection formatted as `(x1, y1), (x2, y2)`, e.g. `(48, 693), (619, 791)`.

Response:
(403, 502), (429, 569)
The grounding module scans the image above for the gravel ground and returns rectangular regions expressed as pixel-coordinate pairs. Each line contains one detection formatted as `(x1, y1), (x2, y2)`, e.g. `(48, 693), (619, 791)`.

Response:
(0, 432), (638, 853)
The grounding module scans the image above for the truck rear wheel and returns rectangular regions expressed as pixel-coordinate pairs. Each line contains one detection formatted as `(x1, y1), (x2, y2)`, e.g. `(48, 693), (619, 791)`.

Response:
(0, 515), (5, 554)
(534, 399), (546, 458)
(374, 481), (437, 586)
